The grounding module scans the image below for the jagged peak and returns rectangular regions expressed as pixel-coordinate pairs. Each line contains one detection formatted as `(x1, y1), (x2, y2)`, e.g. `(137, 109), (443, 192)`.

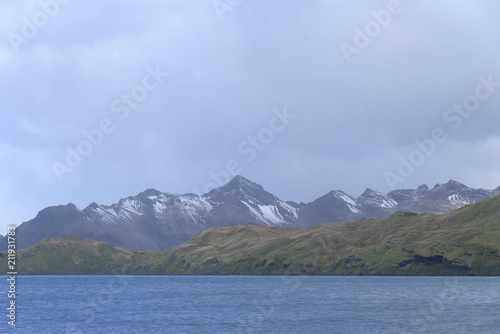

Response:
(84, 189), (171, 213)
(447, 179), (466, 186)
(359, 188), (379, 197)
(35, 203), (82, 219)
(66, 203), (79, 210)
(442, 180), (468, 190)
(357, 188), (397, 208)
(327, 189), (350, 196)
(211, 175), (264, 194)
(319, 190), (356, 206)
(430, 180), (469, 193)
(137, 188), (165, 199)
(203, 175), (289, 208)
(84, 202), (99, 210)
(417, 184), (429, 191)
(358, 188), (395, 201)
(229, 175), (262, 188)
(323, 190), (355, 201)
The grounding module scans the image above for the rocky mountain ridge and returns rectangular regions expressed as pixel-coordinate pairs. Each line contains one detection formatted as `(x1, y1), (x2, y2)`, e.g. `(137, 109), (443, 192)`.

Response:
(3, 194), (500, 276)
(2, 176), (499, 251)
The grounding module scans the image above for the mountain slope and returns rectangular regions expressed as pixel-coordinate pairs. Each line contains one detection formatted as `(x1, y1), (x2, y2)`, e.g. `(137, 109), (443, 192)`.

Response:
(3, 195), (500, 276)
(297, 190), (363, 225)
(388, 180), (500, 213)
(203, 175), (300, 227)
(135, 194), (500, 275)
(0, 234), (153, 275)
(2, 176), (499, 251)
(2, 176), (299, 251)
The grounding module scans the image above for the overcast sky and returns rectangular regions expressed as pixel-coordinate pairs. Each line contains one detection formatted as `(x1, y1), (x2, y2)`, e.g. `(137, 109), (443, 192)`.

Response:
(1, 0), (500, 232)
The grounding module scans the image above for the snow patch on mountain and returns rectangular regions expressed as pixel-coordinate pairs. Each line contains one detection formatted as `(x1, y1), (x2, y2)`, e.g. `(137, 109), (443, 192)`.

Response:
(379, 198), (398, 208)
(149, 195), (168, 214)
(348, 204), (361, 213)
(328, 190), (357, 205)
(279, 202), (299, 219)
(93, 207), (122, 226)
(241, 201), (289, 226)
(120, 199), (144, 216)
(339, 193), (356, 206)
(6, 175), (500, 252)
(357, 189), (398, 209)
(178, 195), (213, 218)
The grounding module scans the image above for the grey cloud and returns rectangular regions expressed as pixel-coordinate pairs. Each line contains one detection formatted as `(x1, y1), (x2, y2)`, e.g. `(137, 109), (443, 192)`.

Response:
(1, 0), (499, 231)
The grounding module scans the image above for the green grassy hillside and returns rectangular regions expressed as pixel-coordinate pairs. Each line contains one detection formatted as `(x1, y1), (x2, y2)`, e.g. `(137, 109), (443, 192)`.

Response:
(131, 195), (500, 275)
(0, 234), (154, 275)
(3, 195), (500, 275)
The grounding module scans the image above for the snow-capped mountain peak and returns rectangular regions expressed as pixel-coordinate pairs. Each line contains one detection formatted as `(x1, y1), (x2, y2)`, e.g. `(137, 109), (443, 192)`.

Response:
(220, 175), (263, 192)
(6, 175), (500, 252)
(357, 188), (398, 209)
(327, 190), (357, 205)
(205, 176), (278, 205)
(137, 188), (164, 198)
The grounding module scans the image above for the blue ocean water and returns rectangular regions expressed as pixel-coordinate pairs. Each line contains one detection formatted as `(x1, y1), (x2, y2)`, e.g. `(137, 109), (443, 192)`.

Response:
(1, 275), (499, 333)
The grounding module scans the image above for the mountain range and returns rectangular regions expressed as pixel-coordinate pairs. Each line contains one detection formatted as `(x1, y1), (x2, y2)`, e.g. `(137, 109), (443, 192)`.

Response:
(3, 194), (500, 275)
(2, 176), (499, 251)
